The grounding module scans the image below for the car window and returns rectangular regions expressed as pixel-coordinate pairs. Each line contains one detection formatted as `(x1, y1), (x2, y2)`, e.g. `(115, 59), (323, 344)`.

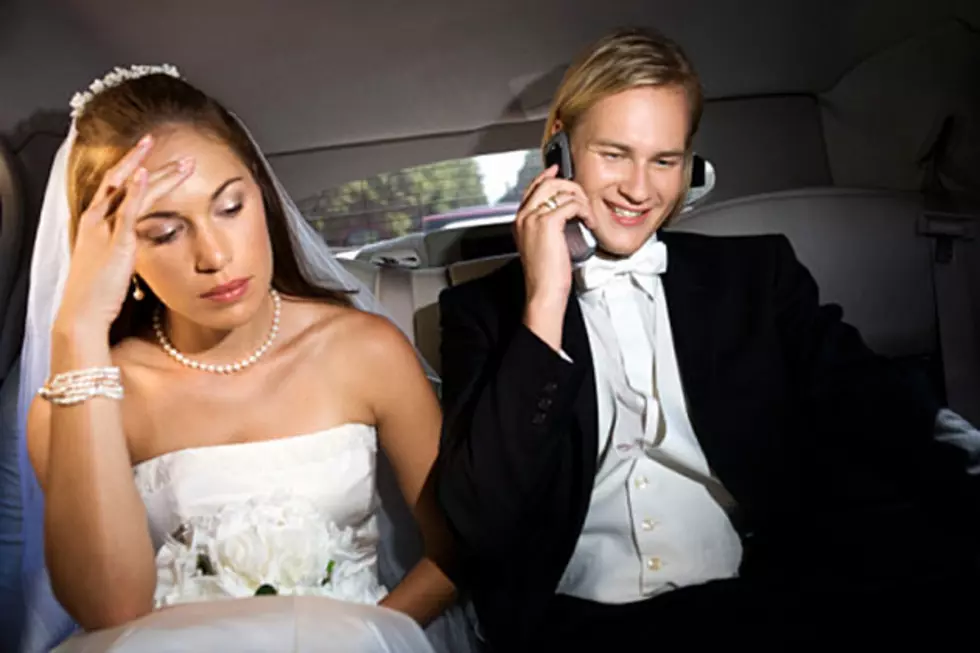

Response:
(296, 148), (542, 250)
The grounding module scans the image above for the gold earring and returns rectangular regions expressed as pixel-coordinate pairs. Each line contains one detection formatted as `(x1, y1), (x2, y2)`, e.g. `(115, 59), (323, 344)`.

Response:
(132, 275), (144, 301)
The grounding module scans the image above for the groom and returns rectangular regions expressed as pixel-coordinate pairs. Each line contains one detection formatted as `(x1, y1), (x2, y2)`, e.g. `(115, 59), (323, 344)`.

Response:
(434, 27), (979, 652)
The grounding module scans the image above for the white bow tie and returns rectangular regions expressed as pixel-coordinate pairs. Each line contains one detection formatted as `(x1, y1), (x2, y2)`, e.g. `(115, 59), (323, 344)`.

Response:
(576, 240), (668, 293)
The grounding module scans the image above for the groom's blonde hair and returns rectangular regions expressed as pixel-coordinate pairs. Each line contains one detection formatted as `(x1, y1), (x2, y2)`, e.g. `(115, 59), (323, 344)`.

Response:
(543, 27), (703, 150)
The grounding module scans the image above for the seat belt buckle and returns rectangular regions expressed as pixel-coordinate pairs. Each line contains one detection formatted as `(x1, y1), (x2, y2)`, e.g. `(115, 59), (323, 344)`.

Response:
(917, 215), (976, 264)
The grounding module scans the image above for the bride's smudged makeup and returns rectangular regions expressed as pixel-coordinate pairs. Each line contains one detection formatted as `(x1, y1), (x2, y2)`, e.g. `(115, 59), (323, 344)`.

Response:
(131, 125), (274, 329)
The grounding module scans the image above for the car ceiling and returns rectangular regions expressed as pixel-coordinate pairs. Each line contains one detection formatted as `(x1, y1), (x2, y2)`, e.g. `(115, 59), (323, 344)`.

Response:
(13, 0), (976, 159)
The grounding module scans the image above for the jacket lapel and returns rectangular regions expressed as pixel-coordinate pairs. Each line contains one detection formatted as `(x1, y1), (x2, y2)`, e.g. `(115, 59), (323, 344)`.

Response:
(561, 292), (599, 468)
(659, 232), (719, 452)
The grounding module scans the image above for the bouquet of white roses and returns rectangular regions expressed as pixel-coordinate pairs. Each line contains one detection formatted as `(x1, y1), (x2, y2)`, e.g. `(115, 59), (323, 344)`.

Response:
(154, 492), (386, 608)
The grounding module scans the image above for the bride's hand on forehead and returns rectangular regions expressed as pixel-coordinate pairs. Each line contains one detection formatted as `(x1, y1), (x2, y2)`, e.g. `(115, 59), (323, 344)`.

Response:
(55, 134), (196, 337)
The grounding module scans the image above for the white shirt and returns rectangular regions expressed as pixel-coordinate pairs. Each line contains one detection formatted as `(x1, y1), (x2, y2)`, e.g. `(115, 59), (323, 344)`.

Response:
(555, 237), (743, 604)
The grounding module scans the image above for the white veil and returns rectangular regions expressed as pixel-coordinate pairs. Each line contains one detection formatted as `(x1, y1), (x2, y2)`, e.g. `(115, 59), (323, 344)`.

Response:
(15, 67), (478, 652)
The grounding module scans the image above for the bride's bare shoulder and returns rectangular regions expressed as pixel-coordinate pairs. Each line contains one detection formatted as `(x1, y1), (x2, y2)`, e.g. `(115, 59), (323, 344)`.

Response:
(291, 296), (415, 366)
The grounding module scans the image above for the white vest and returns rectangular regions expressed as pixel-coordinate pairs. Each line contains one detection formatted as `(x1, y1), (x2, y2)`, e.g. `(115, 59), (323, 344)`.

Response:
(555, 237), (743, 604)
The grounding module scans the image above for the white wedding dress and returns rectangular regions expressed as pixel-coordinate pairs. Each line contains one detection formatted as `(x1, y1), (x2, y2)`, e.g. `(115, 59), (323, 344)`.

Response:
(52, 423), (438, 653)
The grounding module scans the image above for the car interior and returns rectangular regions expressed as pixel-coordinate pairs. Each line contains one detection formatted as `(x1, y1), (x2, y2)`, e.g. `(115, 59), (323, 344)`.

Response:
(1, 0), (979, 650)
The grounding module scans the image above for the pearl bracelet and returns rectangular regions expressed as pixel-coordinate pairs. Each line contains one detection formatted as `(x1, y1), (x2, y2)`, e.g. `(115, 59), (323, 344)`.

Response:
(38, 366), (124, 406)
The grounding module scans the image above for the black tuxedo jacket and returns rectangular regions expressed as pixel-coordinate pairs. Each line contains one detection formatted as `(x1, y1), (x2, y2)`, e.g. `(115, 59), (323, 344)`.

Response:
(434, 232), (977, 651)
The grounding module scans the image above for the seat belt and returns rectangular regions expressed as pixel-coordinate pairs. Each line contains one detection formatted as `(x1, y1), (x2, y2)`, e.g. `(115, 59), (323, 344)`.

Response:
(375, 264), (417, 346)
(920, 210), (980, 426)
(375, 263), (445, 399)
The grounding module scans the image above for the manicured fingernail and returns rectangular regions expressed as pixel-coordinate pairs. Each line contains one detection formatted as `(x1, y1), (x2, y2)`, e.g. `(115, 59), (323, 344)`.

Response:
(138, 135), (152, 149)
(178, 156), (194, 172)
(135, 167), (148, 183)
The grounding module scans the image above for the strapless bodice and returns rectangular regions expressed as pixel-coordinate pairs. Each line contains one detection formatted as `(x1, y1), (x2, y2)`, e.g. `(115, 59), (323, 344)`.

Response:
(132, 423), (386, 606)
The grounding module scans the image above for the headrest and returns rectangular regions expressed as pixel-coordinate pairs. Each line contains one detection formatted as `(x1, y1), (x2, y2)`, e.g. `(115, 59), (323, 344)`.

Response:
(0, 140), (25, 380)
(670, 187), (934, 357)
(0, 139), (23, 302)
(682, 154), (715, 212)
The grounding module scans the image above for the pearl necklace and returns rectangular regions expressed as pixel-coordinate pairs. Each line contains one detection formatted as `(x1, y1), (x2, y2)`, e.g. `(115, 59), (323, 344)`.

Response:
(153, 289), (281, 374)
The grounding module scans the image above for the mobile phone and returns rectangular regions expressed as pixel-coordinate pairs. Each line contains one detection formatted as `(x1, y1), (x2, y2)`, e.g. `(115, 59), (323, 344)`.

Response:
(543, 131), (597, 263)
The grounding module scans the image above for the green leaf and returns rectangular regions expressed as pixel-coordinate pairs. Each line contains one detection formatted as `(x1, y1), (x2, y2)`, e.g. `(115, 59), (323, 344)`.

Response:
(321, 559), (336, 585)
(255, 584), (277, 596)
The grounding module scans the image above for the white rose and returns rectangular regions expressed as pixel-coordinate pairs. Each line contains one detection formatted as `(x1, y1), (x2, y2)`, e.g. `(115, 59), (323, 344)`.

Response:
(153, 539), (196, 607)
(327, 561), (388, 604)
(153, 533), (228, 607)
(212, 529), (275, 595)
(274, 524), (333, 590)
(154, 493), (378, 603)
(263, 495), (335, 591)
(311, 523), (388, 604)
(204, 494), (331, 595)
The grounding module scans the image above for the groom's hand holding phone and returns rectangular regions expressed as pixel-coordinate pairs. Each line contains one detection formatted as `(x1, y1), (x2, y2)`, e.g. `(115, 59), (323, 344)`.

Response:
(515, 164), (596, 353)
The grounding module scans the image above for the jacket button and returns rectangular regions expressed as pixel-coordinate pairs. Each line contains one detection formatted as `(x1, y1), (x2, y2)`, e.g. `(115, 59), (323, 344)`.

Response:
(544, 382), (558, 393)
(537, 397), (552, 410)
(531, 412), (546, 425)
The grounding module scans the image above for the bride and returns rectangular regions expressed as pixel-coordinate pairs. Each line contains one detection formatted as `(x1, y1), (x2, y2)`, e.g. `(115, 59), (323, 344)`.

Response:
(16, 65), (477, 652)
